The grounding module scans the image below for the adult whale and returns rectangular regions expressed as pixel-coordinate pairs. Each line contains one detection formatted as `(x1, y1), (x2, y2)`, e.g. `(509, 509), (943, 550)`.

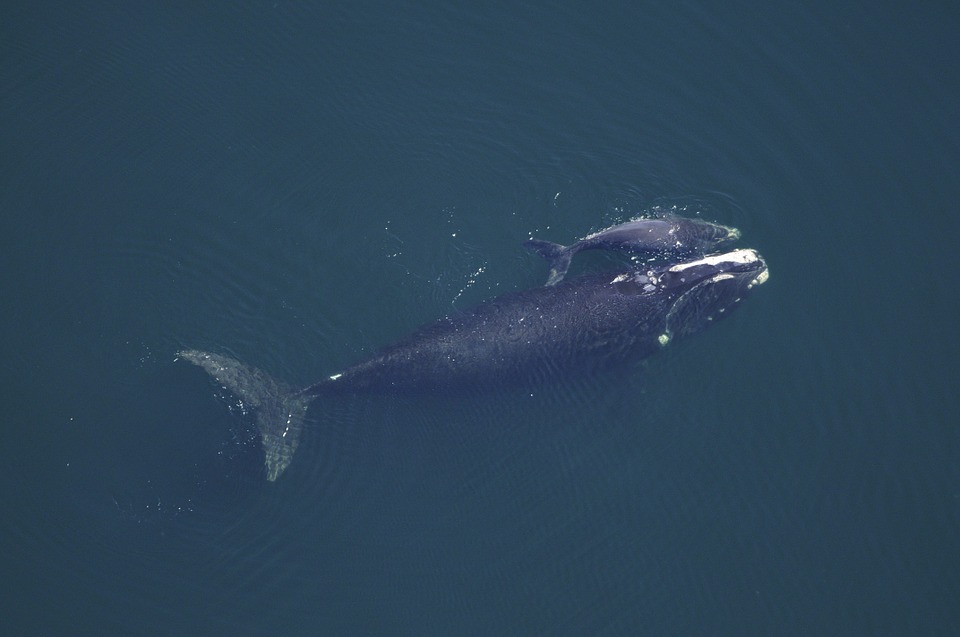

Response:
(181, 248), (769, 481)
(524, 215), (741, 286)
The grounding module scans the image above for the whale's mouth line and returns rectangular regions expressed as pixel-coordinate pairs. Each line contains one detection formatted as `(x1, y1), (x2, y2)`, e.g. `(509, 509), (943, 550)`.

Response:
(653, 249), (768, 293)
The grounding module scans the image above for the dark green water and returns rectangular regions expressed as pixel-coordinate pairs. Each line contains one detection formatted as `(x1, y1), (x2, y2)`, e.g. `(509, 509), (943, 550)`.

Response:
(2, 2), (958, 635)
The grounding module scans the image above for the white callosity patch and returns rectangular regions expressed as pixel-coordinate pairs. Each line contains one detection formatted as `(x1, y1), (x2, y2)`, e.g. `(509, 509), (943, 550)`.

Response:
(750, 269), (770, 288)
(609, 271), (658, 291)
(667, 248), (760, 273)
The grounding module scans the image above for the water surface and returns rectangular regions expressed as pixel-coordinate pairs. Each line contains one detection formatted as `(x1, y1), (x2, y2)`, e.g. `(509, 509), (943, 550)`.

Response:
(2, 2), (958, 635)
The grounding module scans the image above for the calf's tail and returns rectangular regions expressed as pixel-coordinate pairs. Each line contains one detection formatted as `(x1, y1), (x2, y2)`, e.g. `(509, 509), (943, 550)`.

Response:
(523, 239), (573, 286)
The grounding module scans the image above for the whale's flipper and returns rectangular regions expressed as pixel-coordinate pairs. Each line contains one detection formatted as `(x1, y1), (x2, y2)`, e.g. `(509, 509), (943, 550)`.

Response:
(178, 350), (309, 481)
(523, 239), (573, 286)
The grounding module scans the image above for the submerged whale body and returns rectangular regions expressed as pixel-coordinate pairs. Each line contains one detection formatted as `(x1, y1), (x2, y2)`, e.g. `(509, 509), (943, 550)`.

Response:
(524, 215), (741, 286)
(181, 248), (768, 481)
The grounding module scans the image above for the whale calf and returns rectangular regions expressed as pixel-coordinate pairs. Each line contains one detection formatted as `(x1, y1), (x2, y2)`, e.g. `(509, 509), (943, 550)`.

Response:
(181, 248), (768, 481)
(524, 215), (741, 286)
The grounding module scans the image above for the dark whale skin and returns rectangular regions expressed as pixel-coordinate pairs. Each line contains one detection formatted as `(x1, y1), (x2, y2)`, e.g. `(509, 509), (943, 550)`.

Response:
(302, 271), (670, 398)
(180, 248), (768, 480)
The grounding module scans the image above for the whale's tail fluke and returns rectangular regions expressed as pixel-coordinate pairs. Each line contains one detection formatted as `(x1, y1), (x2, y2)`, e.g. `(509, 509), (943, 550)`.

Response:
(178, 350), (309, 481)
(523, 239), (573, 286)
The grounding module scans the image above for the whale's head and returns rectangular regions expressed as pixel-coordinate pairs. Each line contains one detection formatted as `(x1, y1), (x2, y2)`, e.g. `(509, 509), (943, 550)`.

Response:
(655, 249), (769, 342)
(673, 216), (742, 251)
